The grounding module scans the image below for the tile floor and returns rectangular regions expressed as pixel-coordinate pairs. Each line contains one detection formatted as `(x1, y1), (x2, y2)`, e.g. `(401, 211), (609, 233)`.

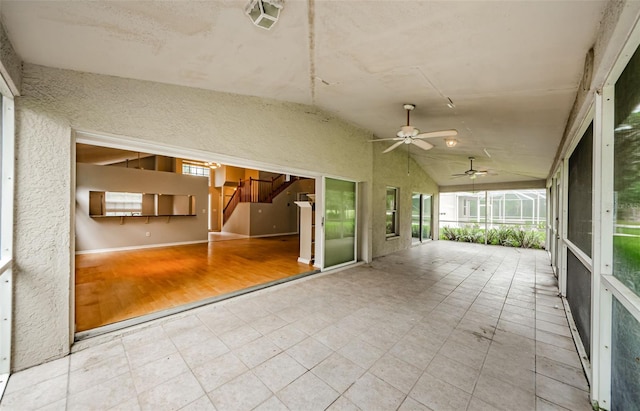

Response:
(0, 241), (592, 410)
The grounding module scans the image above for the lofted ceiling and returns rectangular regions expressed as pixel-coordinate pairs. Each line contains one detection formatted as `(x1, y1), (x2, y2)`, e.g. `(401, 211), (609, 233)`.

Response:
(0, 0), (608, 186)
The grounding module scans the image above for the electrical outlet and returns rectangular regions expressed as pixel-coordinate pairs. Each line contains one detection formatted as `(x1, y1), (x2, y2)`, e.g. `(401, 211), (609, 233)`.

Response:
(145, 232), (151, 237)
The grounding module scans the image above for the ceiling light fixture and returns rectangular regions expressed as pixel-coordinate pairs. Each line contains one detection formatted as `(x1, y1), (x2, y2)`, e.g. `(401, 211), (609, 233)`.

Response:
(245, 0), (283, 30)
(445, 138), (457, 147)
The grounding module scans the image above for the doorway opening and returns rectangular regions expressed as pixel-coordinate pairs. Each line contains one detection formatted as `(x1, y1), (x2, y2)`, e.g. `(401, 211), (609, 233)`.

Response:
(74, 141), (319, 337)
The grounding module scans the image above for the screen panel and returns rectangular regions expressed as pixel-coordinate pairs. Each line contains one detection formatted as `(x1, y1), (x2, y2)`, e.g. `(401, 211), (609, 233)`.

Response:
(614, 43), (640, 298)
(567, 123), (593, 257)
(611, 297), (640, 410)
(566, 249), (591, 357)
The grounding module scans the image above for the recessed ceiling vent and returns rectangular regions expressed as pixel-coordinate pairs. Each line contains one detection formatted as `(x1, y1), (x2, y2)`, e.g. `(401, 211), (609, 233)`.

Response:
(245, 0), (283, 30)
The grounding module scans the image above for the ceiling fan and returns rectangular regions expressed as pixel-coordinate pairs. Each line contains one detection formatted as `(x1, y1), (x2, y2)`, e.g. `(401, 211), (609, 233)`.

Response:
(453, 157), (489, 179)
(371, 104), (458, 153)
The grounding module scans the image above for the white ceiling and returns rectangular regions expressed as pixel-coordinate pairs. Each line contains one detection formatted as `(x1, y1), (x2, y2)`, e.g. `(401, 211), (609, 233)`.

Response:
(0, 0), (608, 186)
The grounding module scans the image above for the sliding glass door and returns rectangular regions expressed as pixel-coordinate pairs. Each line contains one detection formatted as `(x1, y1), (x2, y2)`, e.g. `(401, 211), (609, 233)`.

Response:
(412, 193), (432, 243)
(323, 178), (356, 269)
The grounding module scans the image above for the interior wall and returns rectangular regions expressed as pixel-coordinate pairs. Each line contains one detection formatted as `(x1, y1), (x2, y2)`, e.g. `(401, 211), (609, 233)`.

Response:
(14, 63), (376, 371)
(75, 163), (209, 252)
(371, 147), (439, 257)
(249, 178), (314, 237)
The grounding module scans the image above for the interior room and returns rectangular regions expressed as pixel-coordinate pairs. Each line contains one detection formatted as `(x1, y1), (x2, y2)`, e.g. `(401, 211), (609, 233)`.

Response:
(1, 1), (640, 410)
(75, 143), (318, 334)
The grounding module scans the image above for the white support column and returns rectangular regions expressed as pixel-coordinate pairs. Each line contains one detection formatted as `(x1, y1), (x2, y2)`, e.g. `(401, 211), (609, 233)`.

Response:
(593, 85), (615, 409)
(560, 158), (569, 297)
(0, 96), (14, 385)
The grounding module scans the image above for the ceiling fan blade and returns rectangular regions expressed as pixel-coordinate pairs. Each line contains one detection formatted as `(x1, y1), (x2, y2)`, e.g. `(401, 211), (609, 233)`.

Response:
(414, 129), (459, 139)
(475, 170), (488, 175)
(383, 140), (405, 153)
(451, 173), (468, 176)
(410, 139), (434, 151)
(369, 137), (403, 142)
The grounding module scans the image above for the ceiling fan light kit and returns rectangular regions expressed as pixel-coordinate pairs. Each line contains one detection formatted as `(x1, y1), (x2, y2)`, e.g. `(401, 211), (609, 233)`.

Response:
(370, 104), (458, 153)
(445, 138), (457, 147)
(452, 157), (490, 179)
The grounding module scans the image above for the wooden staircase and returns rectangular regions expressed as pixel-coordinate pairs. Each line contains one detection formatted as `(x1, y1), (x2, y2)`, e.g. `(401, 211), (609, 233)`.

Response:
(223, 175), (308, 224)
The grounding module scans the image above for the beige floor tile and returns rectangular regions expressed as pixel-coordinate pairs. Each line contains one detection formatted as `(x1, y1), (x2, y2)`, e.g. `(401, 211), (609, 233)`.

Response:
(326, 395), (361, 411)
(68, 353), (130, 394)
(467, 396), (498, 411)
(536, 356), (589, 391)
(130, 351), (189, 394)
(253, 395), (289, 411)
(167, 324), (217, 352)
(312, 352), (366, 394)
(426, 354), (481, 394)
(536, 329), (576, 350)
(138, 371), (204, 411)
(536, 396), (573, 411)
(253, 352), (307, 392)
(266, 323), (308, 350)
(197, 307), (246, 336)
(535, 373), (591, 411)
(369, 353), (422, 394)
(537, 311), (569, 326)
(70, 340), (123, 372)
(0, 374), (68, 410)
(209, 371), (272, 411)
(233, 335), (281, 368)
(312, 324), (355, 351)
(67, 372), (137, 411)
(437, 339), (488, 370)
(192, 352), (248, 393)
(339, 338), (385, 369)
(178, 336), (229, 369)
(398, 396), (434, 411)
(125, 337), (177, 370)
(162, 315), (205, 338)
(31, 397), (67, 411)
(536, 319), (572, 338)
(409, 373), (471, 411)
(4, 355), (68, 394)
(121, 325), (168, 351)
(536, 341), (583, 369)
(249, 314), (288, 335)
(277, 372), (339, 411)
(179, 395), (215, 411)
(473, 372), (536, 410)
(286, 337), (332, 369)
(344, 373), (405, 410)
(218, 324), (261, 349)
(109, 397), (141, 411)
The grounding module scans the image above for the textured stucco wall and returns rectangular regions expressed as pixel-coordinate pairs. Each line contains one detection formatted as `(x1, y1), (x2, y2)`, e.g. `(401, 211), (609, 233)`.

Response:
(371, 147), (439, 257)
(14, 104), (72, 369)
(14, 64), (381, 370)
(0, 17), (21, 95)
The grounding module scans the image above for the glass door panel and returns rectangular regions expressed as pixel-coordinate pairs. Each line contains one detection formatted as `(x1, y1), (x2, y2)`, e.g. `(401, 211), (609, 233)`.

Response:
(323, 178), (356, 269)
(422, 195), (432, 240)
(412, 193), (421, 244)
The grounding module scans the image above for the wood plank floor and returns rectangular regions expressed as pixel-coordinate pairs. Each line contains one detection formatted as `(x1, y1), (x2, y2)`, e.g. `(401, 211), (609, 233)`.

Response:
(75, 235), (314, 332)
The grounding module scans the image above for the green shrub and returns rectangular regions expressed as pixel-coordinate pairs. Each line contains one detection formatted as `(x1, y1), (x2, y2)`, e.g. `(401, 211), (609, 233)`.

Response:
(440, 225), (545, 249)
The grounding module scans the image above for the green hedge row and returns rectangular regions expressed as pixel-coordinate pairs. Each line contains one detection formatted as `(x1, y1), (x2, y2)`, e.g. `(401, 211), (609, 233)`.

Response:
(440, 225), (545, 249)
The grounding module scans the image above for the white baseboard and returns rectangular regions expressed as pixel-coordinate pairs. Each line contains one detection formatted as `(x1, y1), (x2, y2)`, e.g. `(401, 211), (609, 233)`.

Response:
(75, 240), (209, 255)
(251, 232), (298, 239)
